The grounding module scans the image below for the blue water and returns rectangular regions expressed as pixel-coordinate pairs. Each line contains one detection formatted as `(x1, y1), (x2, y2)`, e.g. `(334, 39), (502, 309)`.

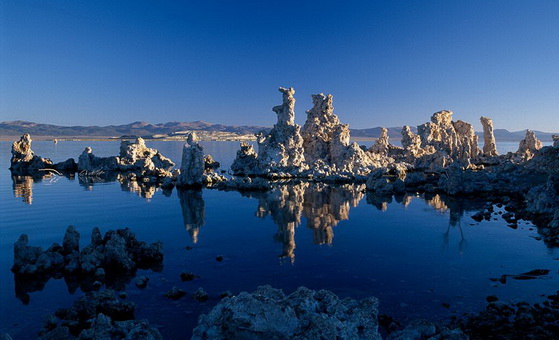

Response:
(1, 140), (558, 339)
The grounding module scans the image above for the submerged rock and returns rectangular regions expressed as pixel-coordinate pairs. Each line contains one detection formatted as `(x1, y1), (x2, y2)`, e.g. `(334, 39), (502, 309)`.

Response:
(192, 285), (381, 339)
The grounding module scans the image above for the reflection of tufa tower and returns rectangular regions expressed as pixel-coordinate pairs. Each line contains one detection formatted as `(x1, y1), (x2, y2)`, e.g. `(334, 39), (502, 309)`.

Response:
(178, 189), (205, 243)
(12, 175), (35, 204)
(254, 183), (366, 260)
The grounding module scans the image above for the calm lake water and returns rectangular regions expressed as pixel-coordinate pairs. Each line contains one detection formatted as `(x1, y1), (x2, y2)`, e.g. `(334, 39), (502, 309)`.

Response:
(1, 140), (558, 339)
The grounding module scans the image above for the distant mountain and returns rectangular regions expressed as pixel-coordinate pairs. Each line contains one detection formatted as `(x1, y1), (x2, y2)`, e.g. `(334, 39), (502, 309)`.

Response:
(0, 120), (268, 138)
(1, 120), (556, 142)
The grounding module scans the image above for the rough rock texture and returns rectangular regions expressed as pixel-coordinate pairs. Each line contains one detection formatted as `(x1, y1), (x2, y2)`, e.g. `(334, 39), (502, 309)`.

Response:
(517, 129), (542, 160)
(255, 87), (307, 173)
(10, 134), (77, 174)
(78, 138), (173, 177)
(480, 116), (498, 157)
(177, 133), (205, 187)
(118, 137), (174, 172)
(301, 93), (374, 175)
(370, 128), (390, 156)
(387, 319), (467, 340)
(553, 135), (559, 148)
(38, 290), (161, 339)
(12, 226), (163, 303)
(230, 142), (259, 175)
(192, 285), (381, 340)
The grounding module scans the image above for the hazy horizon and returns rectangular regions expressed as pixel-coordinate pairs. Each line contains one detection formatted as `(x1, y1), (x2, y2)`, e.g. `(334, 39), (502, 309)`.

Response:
(2, 1), (559, 132)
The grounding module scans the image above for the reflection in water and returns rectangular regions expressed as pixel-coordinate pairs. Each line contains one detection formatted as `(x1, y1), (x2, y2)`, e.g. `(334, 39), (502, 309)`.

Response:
(12, 175), (36, 204)
(178, 189), (205, 244)
(252, 183), (366, 262)
(78, 173), (160, 200)
(12, 174), (68, 205)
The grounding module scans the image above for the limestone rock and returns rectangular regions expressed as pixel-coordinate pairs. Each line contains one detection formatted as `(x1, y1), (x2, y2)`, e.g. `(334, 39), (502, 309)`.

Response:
(370, 128), (390, 156)
(192, 285), (381, 340)
(553, 135), (559, 148)
(517, 129), (542, 160)
(118, 137), (174, 172)
(230, 142), (259, 175)
(10, 134), (76, 174)
(77, 147), (119, 173)
(255, 87), (307, 172)
(176, 132), (205, 187)
(480, 116), (498, 156)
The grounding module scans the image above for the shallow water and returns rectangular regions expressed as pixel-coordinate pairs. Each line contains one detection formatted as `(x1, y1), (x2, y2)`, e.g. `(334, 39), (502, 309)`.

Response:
(1, 140), (558, 339)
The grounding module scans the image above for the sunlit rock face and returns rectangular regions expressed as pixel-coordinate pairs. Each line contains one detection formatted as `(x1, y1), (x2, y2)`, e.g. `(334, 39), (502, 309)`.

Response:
(192, 285), (381, 340)
(11, 134), (76, 174)
(301, 92), (375, 174)
(177, 133), (205, 187)
(256, 87), (307, 172)
(118, 137), (174, 172)
(517, 130), (543, 160)
(78, 138), (172, 177)
(480, 116), (498, 157)
(417, 110), (480, 166)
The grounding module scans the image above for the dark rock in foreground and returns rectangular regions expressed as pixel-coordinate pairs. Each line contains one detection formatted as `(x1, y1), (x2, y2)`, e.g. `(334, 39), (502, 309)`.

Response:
(38, 289), (161, 339)
(192, 285), (381, 339)
(12, 226), (163, 303)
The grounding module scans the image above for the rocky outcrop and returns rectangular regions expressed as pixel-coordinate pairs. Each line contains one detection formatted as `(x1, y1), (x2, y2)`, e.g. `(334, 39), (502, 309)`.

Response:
(255, 87), (307, 173)
(38, 290), (161, 339)
(230, 142), (259, 175)
(480, 116), (498, 157)
(10, 134), (77, 174)
(177, 133), (205, 187)
(416, 111), (480, 167)
(192, 285), (381, 339)
(387, 319), (467, 340)
(78, 138), (173, 177)
(301, 93), (375, 175)
(517, 129), (542, 160)
(12, 226), (163, 302)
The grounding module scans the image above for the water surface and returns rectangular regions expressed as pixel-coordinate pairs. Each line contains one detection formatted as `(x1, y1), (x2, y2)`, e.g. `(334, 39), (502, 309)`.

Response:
(1, 140), (558, 339)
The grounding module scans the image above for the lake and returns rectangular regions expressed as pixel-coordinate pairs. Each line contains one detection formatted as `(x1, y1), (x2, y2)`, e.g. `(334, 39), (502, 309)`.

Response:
(1, 140), (558, 339)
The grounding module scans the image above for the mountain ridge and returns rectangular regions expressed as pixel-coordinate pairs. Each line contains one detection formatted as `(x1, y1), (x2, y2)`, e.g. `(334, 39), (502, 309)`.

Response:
(1, 120), (557, 142)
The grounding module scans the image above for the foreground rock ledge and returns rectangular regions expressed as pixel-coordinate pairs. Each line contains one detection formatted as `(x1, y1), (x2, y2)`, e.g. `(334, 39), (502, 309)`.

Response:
(192, 285), (382, 339)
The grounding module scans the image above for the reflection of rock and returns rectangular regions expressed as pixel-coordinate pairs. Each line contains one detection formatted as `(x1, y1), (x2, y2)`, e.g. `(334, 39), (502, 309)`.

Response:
(178, 189), (205, 243)
(252, 183), (365, 259)
(12, 175), (35, 204)
(192, 285), (381, 340)
(10, 134), (77, 174)
(12, 227), (163, 303)
(303, 183), (365, 245)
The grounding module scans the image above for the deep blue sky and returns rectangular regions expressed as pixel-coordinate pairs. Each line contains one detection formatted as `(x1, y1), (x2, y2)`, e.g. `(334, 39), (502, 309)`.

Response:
(2, 1), (558, 131)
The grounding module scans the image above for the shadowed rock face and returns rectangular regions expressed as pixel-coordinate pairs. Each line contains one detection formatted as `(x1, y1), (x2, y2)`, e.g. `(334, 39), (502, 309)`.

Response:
(12, 226), (163, 303)
(192, 285), (381, 340)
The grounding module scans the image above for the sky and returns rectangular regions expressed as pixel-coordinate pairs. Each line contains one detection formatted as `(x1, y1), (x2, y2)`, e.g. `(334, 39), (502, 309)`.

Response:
(1, 0), (559, 131)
